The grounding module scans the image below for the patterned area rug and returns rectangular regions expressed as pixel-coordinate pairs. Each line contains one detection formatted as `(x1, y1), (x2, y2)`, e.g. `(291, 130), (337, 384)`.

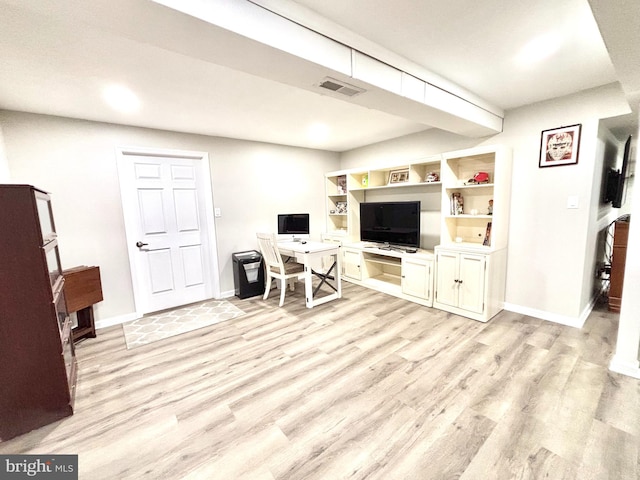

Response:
(122, 299), (245, 349)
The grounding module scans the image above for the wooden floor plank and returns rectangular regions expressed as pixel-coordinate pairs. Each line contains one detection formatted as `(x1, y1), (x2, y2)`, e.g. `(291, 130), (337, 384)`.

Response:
(1, 282), (637, 480)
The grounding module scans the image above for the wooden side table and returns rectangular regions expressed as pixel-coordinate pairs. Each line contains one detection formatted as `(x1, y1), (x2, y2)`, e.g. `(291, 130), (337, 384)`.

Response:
(62, 266), (103, 341)
(609, 220), (629, 312)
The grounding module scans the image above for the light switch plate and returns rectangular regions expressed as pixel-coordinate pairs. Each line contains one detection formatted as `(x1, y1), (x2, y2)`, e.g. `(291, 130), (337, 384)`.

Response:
(567, 195), (579, 209)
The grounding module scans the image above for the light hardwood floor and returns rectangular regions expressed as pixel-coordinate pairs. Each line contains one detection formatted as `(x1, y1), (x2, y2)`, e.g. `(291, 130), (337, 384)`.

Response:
(1, 282), (638, 479)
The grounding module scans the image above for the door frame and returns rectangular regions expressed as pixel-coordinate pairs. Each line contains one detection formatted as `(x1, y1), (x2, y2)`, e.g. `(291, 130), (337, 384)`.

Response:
(116, 145), (220, 317)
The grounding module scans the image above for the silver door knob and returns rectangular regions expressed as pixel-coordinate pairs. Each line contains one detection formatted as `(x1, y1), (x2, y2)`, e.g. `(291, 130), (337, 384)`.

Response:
(136, 241), (148, 248)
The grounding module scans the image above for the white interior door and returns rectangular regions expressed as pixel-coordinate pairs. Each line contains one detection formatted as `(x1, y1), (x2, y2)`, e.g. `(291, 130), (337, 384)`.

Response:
(117, 147), (219, 315)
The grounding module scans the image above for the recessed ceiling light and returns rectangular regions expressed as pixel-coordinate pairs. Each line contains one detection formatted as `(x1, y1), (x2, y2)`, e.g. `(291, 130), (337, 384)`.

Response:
(102, 85), (141, 114)
(515, 32), (562, 66)
(307, 123), (330, 143)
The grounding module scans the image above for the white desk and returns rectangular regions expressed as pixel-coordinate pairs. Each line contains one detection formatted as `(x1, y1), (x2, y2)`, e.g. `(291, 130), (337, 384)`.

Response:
(277, 241), (341, 308)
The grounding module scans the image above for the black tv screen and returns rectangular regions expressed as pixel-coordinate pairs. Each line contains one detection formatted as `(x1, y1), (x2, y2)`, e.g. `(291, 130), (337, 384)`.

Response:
(603, 135), (632, 208)
(277, 213), (310, 235)
(360, 201), (420, 248)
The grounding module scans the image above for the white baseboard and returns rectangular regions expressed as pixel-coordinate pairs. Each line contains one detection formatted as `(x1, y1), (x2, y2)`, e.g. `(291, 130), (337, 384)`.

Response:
(94, 292), (238, 331)
(95, 312), (138, 330)
(503, 300), (593, 329)
(503, 287), (603, 329)
(609, 355), (640, 379)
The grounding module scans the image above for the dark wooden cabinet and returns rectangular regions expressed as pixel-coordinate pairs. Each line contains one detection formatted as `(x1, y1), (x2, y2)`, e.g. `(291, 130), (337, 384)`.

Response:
(0, 184), (76, 442)
(609, 219), (630, 313)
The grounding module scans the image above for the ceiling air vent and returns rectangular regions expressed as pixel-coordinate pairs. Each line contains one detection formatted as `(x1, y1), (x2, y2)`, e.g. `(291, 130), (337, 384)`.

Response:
(318, 77), (365, 97)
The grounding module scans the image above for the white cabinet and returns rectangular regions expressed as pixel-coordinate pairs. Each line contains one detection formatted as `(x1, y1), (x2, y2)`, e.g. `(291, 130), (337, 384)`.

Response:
(340, 243), (434, 307)
(434, 145), (512, 322)
(342, 247), (362, 280)
(434, 246), (507, 322)
(434, 250), (485, 314)
(324, 145), (511, 322)
(401, 256), (433, 304)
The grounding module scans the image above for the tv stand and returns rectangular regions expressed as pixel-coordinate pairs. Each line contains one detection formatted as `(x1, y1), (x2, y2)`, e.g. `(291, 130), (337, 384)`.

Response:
(342, 242), (434, 307)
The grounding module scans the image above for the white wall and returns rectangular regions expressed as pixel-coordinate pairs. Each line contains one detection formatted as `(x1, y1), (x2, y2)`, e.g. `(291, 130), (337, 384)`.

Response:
(340, 128), (478, 169)
(0, 111), (339, 323)
(339, 84), (631, 324)
(610, 117), (640, 378)
(0, 126), (9, 182)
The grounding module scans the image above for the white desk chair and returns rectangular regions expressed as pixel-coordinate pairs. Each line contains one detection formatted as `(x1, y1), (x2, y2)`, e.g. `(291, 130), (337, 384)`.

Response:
(256, 232), (305, 307)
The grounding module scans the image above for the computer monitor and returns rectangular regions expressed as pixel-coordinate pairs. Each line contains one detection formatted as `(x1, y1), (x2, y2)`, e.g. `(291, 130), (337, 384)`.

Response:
(277, 213), (310, 241)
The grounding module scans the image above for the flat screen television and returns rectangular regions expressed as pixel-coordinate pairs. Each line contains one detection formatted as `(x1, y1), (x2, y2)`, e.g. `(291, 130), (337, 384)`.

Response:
(603, 135), (632, 208)
(360, 201), (420, 248)
(277, 213), (310, 235)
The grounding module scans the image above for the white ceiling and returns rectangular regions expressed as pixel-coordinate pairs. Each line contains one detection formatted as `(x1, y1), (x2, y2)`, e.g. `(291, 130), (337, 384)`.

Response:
(0, 0), (637, 152)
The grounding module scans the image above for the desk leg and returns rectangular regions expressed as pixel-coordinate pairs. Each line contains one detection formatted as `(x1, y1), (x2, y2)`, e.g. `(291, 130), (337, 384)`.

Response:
(335, 251), (342, 299)
(303, 257), (314, 308)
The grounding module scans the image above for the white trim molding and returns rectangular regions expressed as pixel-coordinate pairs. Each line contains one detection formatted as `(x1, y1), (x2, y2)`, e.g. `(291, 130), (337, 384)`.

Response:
(609, 355), (640, 379)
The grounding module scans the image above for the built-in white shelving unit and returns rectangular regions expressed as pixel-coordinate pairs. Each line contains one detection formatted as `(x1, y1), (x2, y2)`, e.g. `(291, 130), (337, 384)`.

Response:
(324, 145), (512, 322)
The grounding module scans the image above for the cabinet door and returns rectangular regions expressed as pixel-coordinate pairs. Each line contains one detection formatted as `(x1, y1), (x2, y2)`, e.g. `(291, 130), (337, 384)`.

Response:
(402, 258), (431, 301)
(343, 249), (362, 280)
(458, 253), (486, 314)
(435, 251), (459, 307)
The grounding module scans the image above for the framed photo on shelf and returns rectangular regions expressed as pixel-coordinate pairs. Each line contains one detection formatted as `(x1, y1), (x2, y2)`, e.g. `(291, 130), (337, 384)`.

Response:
(483, 222), (492, 246)
(539, 124), (581, 168)
(388, 168), (410, 185)
(335, 201), (347, 214)
(337, 175), (347, 194)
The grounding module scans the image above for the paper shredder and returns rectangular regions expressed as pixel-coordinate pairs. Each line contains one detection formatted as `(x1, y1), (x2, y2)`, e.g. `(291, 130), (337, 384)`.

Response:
(232, 250), (265, 299)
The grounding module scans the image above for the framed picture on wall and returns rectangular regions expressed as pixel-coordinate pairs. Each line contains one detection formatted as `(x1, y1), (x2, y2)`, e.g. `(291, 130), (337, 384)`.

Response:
(388, 168), (410, 184)
(539, 124), (581, 168)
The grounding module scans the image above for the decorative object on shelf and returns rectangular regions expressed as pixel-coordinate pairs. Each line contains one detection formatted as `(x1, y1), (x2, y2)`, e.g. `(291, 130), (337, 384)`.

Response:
(329, 209), (336, 214)
(450, 193), (464, 215)
(337, 175), (347, 194)
(483, 222), (492, 246)
(465, 171), (490, 185)
(335, 201), (347, 214)
(425, 171), (439, 183)
(488, 199), (493, 215)
(361, 173), (368, 187)
(539, 124), (581, 168)
(388, 168), (410, 184)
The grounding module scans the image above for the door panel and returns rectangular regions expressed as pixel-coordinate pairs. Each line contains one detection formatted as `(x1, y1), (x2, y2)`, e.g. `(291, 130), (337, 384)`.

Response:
(147, 249), (174, 294)
(458, 254), (485, 313)
(402, 259), (428, 299)
(435, 251), (458, 307)
(181, 245), (204, 287)
(117, 147), (218, 315)
(138, 189), (167, 234)
(174, 189), (200, 231)
(343, 249), (362, 280)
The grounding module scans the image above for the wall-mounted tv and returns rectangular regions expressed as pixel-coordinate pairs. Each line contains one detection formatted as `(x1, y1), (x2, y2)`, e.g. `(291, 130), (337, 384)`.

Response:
(360, 201), (420, 248)
(603, 135), (632, 208)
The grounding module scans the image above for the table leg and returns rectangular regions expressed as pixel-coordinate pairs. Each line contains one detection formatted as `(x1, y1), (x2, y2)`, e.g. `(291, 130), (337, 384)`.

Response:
(303, 256), (314, 308)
